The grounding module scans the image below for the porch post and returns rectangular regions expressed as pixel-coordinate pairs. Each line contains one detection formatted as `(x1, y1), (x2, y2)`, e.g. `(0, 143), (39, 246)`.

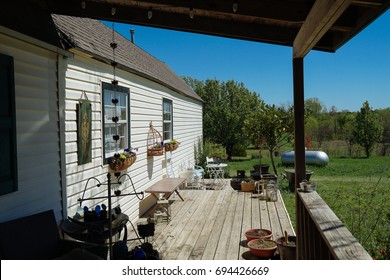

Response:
(293, 57), (306, 187)
(293, 57), (306, 259)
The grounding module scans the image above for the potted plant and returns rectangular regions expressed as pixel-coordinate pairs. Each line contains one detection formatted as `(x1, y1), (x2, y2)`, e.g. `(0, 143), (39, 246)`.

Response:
(164, 139), (180, 152)
(245, 228), (272, 241)
(247, 239), (277, 258)
(241, 180), (256, 192)
(108, 147), (137, 172)
(275, 230), (296, 260)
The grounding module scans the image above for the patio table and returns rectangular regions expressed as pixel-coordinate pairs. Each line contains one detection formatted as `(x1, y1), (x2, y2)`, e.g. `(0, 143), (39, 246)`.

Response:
(206, 163), (228, 189)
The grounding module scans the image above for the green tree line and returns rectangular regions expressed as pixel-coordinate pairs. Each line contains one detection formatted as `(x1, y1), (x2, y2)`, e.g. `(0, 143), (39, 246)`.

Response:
(183, 77), (389, 166)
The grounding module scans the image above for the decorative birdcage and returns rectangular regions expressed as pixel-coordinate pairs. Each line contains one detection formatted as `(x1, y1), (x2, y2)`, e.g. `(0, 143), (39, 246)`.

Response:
(147, 122), (164, 156)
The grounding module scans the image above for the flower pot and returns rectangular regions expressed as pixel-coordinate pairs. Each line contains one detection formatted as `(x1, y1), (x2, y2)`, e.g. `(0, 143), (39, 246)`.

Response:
(109, 154), (137, 172)
(245, 228), (272, 241)
(164, 142), (179, 152)
(275, 236), (297, 260)
(253, 164), (270, 174)
(230, 178), (242, 191)
(247, 239), (277, 258)
(137, 222), (155, 238)
(147, 148), (164, 156)
(241, 181), (256, 192)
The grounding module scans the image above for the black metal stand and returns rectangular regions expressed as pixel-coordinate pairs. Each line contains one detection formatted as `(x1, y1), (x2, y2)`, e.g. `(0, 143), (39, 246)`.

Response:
(77, 172), (144, 259)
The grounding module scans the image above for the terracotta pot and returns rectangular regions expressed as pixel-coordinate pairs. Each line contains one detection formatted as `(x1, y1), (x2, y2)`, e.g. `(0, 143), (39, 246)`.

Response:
(245, 228), (272, 241)
(275, 236), (297, 260)
(247, 239), (277, 258)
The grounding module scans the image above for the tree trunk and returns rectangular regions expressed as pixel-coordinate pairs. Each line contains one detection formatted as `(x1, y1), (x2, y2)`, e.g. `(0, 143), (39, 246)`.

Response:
(269, 150), (278, 175)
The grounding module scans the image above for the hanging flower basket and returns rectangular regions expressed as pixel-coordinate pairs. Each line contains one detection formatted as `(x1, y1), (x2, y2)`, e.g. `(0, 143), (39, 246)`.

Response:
(108, 148), (137, 172)
(147, 122), (164, 156)
(164, 140), (180, 152)
(147, 148), (164, 156)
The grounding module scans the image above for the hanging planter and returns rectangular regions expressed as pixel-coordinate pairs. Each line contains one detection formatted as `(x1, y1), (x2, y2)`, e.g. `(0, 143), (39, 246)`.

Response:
(108, 148), (137, 172)
(164, 140), (180, 152)
(147, 122), (164, 156)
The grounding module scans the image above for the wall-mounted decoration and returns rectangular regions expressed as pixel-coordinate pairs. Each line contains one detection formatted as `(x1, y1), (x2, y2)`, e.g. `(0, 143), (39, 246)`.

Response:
(147, 122), (164, 156)
(77, 91), (92, 165)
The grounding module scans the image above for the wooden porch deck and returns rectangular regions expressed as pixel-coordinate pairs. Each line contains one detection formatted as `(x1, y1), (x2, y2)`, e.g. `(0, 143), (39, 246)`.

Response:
(126, 181), (295, 260)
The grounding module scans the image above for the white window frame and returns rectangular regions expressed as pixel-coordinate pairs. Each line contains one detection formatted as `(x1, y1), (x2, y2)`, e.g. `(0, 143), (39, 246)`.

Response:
(163, 98), (173, 141)
(102, 82), (130, 162)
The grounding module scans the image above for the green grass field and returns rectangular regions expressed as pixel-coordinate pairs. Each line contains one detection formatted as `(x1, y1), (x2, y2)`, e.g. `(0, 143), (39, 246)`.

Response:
(227, 151), (390, 259)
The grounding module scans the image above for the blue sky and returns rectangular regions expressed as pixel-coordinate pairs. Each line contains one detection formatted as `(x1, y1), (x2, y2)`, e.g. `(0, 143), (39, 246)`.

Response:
(108, 10), (390, 112)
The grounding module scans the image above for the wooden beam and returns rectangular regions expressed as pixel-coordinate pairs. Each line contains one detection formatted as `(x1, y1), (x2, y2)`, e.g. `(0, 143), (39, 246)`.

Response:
(293, 57), (306, 260)
(293, 0), (353, 58)
(293, 58), (306, 189)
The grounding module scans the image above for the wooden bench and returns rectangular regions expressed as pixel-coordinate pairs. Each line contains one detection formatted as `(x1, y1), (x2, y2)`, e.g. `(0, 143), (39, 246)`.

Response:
(145, 178), (186, 201)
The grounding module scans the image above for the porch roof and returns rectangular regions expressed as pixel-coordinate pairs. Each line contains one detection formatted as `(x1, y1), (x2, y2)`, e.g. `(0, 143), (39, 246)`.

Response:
(28, 0), (390, 56)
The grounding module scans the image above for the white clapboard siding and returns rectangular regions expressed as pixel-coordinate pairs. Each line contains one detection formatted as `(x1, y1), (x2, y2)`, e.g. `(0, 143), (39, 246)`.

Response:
(64, 53), (203, 223)
(0, 34), (63, 222)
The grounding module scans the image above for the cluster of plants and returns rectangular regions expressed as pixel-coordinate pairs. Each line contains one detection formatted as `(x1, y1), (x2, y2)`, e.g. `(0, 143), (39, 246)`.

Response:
(318, 178), (390, 260)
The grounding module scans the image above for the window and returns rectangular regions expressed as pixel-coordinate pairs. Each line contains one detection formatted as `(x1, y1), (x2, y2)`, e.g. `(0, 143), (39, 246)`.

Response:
(102, 82), (130, 162)
(0, 54), (18, 195)
(163, 98), (173, 141)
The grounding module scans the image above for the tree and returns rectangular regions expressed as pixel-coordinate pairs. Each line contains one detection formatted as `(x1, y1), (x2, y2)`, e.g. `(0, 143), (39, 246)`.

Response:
(184, 77), (263, 160)
(353, 101), (383, 158)
(337, 111), (356, 156)
(377, 108), (390, 156)
(305, 97), (326, 118)
(244, 104), (294, 174)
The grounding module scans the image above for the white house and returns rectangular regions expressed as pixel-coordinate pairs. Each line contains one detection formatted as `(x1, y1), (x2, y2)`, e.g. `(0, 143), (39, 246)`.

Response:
(0, 12), (203, 225)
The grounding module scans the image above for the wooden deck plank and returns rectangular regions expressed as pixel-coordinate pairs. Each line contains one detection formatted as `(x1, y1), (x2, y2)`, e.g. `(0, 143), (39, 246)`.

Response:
(129, 182), (294, 260)
(212, 189), (240, 259)
(164, 190), (214, 259)
(225, 191), (246, 259)
(152, 191), (203, 259)
(175, 189), (220, 260)
(201, 188), (236, 259)
(188, 188), (230, 260)
(268, 201), (284, 240)
(259, 199), (271, 229)
(238, 192), (253, 259)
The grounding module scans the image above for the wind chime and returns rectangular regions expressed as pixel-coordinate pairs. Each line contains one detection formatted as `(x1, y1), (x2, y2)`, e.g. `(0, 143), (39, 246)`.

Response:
(109, 22), (122, 182)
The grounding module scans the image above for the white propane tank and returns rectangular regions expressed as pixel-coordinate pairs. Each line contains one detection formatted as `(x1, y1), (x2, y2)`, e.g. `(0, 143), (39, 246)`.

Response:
(281, 151), (329, 167)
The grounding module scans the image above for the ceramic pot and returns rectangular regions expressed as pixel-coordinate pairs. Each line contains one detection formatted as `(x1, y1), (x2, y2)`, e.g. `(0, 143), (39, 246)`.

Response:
(275, 236), (297, 260)
(245, 228), (272, 241)
(247, 239), (277, 258)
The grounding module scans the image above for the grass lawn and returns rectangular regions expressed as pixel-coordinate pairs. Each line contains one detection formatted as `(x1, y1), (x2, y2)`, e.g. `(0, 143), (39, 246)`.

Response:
(227, 152), (390, 259)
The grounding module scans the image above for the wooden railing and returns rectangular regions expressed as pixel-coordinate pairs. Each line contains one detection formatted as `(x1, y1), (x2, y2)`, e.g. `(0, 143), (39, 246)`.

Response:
(296, 190), (372, 260)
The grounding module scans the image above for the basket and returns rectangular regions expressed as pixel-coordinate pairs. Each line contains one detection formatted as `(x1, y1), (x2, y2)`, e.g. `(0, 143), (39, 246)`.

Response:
(147, 148), (164, 156)
(147, 122), (164, 156)
(164, 142), (179, 152)
(241, 181), (256, 192)
(109, 154), (137, 172)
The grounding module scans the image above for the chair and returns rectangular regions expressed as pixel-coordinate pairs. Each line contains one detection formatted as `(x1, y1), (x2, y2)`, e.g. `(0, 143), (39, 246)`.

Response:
(0, 210), (108, 260)
(193, 165), (205, 189)
(206, 156), (214, 164)
(179, 166), (205, 189)
(179, 169), (196, 188)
